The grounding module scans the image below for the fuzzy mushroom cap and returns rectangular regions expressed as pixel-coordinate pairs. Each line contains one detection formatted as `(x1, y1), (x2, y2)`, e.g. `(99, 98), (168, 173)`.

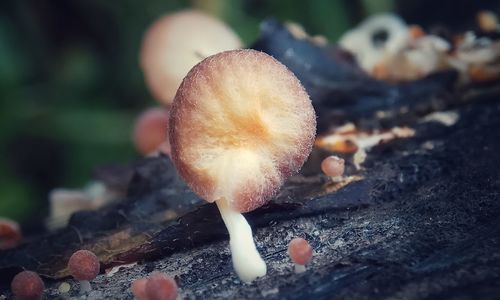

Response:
(68, 250), (100, 281)
(288, 237), (313, 265)
(140, 9), (242, 106)
(11, 271), (45, 300)
(145, 272), (178, 300)
(169, 49), (317, 213)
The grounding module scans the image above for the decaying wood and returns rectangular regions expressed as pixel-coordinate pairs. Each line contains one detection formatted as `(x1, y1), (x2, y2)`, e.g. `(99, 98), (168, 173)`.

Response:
(1, 19), (500, 300)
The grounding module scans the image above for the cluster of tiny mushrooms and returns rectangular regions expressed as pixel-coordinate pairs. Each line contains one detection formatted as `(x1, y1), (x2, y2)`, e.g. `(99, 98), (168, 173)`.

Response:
(6, 9), (351, 299)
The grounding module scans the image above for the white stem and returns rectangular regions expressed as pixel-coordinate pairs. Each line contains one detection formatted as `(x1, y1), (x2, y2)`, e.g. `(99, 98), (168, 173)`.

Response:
(79, 280), (91, 294)
(216, 199), (267, 283)
(294, 263), (306, 273)
(330, 176), (343, 183)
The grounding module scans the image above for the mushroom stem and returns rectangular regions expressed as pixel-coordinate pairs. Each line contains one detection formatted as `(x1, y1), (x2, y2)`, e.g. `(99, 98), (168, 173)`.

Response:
(79, 280), (91, 294)
(330, 176), (343, 183)
(216, 199), (267, 283)
(294, 264), (306, 274)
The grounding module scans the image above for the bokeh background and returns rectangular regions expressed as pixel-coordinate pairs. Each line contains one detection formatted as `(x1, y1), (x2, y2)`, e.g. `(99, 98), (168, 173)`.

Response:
(0, 0), (495, 231)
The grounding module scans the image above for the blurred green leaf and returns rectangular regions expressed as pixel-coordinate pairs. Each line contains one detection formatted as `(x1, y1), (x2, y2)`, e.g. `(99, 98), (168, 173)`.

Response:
(361, 0), (395, 15)
(0, 178), (36, 222)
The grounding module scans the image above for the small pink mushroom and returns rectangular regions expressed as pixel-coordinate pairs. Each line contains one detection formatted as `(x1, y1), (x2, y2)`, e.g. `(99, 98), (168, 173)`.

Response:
(288, 237), (313, 273)
(68, 250), (100, 294)
(11, 271), (45, 300)
(131, 278), (149, 300)
(133, 107), (170, 156)
(0, 217), (22, 250)
(321, 155), (345, 181)
(145, 272), (178, 300)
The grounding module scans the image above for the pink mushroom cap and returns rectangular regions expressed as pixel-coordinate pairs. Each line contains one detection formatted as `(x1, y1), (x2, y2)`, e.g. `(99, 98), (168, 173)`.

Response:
(133, 107), (170, 156)
(321, 155), (345, 177)
(68, 250), (100, 281)
(145, 272), (178, 300)
(131, 278), (149, 300)
(0, 218), (22, 250)
(11, 271), (45, 300)
(288, 237), (313, 265)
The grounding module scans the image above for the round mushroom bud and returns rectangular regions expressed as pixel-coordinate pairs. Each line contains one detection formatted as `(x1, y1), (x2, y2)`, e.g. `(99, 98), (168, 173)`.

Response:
(169, 49), (317, 282)
(321, 155), (345, 181)
(131, 278), (149, 300)
(68, 250), (100, 294)
(288, 237), (313, 273)
(0, 217), (22, 250)
(140, 10), (242, 106)
(145, 272), (178, 300)
(11, 271), (45, 300)
(477, 10), (499, 32)
(133, 107), (171, 156)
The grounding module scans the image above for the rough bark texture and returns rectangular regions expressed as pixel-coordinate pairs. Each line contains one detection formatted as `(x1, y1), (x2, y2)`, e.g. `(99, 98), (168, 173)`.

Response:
(1, 99), (499, 299)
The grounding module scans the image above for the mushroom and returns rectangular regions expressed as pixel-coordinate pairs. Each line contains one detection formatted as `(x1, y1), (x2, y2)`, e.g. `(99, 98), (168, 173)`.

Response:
(321, 155), (345, 181)
(339, 14), (409, 73)
(288, 238), (313, 273)
(477, 10), (499, 32)
(140, 10), (242, 106)
(373, 34), (450, 81)
(131, 278), (149, 300)
(145, 272), (177, 300)
(0, 217), (22, 250)
(133, 107), (171, 156)
(10, 271), (44, 300)
(169, 49), (316, 282)
(67, 249), (100, 294)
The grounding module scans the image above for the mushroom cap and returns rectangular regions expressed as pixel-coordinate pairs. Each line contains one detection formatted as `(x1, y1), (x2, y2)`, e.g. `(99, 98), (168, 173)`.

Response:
(140, 9), (242, 106)
(0, 217), (22, 250)
(321, 155), (345, 177)
(133, 107), (170, 156)
(288, 237), (313, 265)
(131, 278), (149, 300)
(169, 49), (317, 213)
(145, 272), (178, 300)
(68, 250), (100, 281)
(339, 13), (409, 72)
(11, 271), (45, 300)
(477, 10), (498, 32)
